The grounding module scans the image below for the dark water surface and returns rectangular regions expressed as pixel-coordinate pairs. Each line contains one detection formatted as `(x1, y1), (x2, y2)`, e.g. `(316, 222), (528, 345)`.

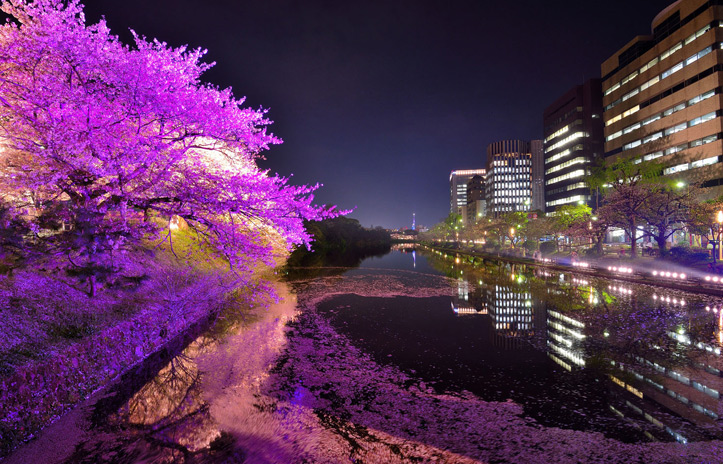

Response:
(338, 248), (723, 444)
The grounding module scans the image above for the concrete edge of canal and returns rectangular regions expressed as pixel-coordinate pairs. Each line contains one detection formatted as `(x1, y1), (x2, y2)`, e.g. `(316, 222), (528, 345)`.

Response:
(424, 243), (723, 297)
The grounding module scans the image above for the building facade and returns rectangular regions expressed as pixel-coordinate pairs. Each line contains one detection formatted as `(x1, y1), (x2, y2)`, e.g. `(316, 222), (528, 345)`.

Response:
(530, 139), (546, 213)
(450, 169), (486, 218)
(602, 0), (723, 197)
(486, 140), (533, 217)
(543, 79), (604, 214)
(465, 174), (486, 224)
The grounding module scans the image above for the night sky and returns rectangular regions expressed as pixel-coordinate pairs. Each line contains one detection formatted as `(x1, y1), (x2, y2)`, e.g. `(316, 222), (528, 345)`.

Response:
(80, 0), (674, 229)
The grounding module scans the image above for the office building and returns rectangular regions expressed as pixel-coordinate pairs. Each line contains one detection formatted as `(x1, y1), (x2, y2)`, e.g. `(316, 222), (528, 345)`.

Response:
(602, 0), (723, 197)
(485, 140), (534, 217)
(450, 169), (486, 218)
(530, 140), (546, 213)
(465, 174), (486, 224)
(543, 79), (604, 213)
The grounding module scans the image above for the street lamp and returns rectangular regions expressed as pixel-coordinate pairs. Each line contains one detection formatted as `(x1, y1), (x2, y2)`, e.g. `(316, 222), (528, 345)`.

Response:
(510, 227), (515, 248)
(718, 210), (723, 261)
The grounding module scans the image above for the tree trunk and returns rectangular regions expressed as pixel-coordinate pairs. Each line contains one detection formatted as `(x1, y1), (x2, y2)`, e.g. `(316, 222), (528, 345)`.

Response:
(655, 234), (667, 256)
(595, 235), (604, 256)
(628, 220), (638, 259)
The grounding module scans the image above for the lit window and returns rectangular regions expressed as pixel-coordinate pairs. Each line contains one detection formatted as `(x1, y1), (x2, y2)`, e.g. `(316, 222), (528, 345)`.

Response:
(622, 88), (639, 102)
(606, 130), (623, 142)
(689, 111), (716, 127)
(664, 123), (685, 136)
(623, 122), (640, 134)
(691, 156), (719, 169)
(664, 163), (689, 175)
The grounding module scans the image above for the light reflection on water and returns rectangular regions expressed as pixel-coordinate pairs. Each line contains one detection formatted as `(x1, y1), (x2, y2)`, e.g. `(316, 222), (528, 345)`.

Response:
(62, 247), (723, 462)
(413, 247), (723, 443)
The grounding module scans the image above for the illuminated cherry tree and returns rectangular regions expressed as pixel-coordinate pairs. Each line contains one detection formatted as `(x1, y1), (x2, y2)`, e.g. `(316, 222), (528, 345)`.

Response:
(0, 0), (342, 290)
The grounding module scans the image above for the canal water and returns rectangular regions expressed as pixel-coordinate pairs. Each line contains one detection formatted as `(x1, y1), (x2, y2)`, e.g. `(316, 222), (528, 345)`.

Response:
(12, 247), (723, 463)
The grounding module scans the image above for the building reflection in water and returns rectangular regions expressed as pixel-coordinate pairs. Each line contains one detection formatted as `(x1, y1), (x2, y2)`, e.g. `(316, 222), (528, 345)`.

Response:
(451, 277), (487, 315)
(437, 250), (723, 443)
(450, 266), (545, 350)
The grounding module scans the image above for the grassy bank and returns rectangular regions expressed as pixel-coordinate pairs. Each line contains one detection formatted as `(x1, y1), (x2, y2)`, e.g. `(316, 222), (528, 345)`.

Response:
(0, 228), (284, 457)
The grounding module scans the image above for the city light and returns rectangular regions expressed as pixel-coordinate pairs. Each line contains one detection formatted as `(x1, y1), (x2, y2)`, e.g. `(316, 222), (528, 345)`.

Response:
(652, 270), (686, 280)
(608, 266), (633, 274)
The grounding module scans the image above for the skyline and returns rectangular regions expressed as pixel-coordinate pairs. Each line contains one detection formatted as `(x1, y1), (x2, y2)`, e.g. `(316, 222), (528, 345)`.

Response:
(81, 0), (674, 228)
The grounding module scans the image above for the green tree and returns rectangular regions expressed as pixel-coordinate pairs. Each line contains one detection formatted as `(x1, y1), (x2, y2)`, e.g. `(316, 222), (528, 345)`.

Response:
(499, 212), (528, 248)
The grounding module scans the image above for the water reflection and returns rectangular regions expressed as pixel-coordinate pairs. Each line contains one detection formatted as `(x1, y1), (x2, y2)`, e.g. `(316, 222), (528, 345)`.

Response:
(67, 282), (299, 463)
(42, 247), (723, 463)
(422, 246), (723, 443)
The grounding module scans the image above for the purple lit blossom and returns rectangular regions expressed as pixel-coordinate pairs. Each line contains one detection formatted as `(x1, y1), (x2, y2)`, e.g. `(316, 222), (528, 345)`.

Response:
(0, 0), (345, 280)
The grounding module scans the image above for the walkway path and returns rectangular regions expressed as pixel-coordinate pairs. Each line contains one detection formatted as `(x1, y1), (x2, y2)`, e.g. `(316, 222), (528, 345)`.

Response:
(426, 243), (723, 297)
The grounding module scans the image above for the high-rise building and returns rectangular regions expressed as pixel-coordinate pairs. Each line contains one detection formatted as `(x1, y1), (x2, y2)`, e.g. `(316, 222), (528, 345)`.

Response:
(465, 174), (486, 224)
(450, 169), (486, 218)
(530, 140), (546, 213)
(602, 0), (723, 197)
(543, 79), (604, 214)
(485, 140), (533, 217)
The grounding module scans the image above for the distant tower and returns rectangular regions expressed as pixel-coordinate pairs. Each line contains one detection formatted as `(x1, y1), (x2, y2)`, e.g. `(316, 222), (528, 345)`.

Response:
(412, 213), (416, 230)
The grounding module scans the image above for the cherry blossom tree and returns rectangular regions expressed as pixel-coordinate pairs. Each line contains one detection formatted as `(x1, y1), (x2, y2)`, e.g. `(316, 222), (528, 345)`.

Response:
(0, 0), (343, 293)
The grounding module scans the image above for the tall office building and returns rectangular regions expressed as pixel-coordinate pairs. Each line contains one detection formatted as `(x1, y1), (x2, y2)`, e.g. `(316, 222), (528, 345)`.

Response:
(485, 140), (533, 217)
(543, 79), (604, 214)
(465, 174), (486, 224)
(602, 0), (723, 197)
(530, 140), (546, 213)
(450, 169), (486, 218)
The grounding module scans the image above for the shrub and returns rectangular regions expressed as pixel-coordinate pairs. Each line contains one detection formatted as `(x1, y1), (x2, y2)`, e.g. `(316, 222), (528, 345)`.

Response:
(669, 245), (709, 263)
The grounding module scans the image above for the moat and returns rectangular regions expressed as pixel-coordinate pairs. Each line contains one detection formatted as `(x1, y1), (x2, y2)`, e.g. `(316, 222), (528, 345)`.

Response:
(8, 246), (723, 463)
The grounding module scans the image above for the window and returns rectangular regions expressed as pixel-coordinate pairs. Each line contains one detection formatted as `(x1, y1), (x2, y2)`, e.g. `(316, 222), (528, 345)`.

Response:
(622, 88), (639, 102)
(664, 123), (685, 136)
(691, 156), (719, 169)
(644, 151), (663, 161)
(660, 42), (682, 61)
(690, 134), (718, 147)
(664, 163), (689, 175)
(665, 144), (687, 156)
(642, 114), (660, 126)
(661, 61), (683, 79)
(640, 76), (659, 92)
(689, 111), (716, 127)
(663, 103), (685, 117)
(606, 130), (622, 142)
(689, 90), (714, 105)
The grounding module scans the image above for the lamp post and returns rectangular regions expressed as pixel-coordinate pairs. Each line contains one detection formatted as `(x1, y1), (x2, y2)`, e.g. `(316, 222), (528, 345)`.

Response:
(510, 227), (515, 248)
(718, 211), (723, 262)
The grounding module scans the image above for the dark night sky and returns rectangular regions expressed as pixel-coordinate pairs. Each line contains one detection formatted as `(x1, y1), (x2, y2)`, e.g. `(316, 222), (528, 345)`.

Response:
(79, 0), (674, 229)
